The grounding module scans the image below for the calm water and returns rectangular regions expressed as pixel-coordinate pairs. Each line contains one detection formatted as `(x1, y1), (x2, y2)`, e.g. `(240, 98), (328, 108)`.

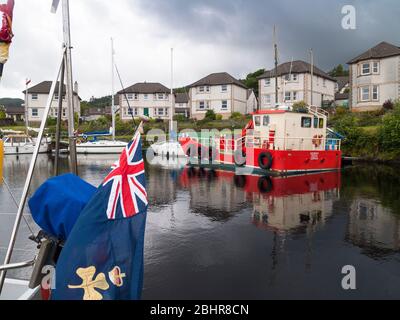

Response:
(1, 154), (400, 299)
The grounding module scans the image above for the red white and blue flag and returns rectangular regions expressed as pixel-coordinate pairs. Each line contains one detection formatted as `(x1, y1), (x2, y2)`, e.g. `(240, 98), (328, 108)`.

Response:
(52, 132), (148, 300)
(103, 134), (148, 220)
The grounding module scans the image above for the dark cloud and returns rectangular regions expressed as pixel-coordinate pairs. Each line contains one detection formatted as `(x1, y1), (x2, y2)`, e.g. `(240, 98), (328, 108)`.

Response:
(135, 0), (400, 70)
(1, 0), (399, 99)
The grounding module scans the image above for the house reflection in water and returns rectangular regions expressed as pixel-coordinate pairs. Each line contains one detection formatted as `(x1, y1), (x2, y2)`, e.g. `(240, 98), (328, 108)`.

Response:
(347, 199), (400, 258)
(179, 168), (248, 221)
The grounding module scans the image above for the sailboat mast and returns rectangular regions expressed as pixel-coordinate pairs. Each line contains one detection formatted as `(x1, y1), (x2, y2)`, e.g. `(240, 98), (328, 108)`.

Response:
(310, 48), (314, 106)
(62, 0), (78, 174)
(273, 26), (279, 106)
(25, 81), (29, 135)
(170, 48), (174, 139)
(111, 38), (116, 141)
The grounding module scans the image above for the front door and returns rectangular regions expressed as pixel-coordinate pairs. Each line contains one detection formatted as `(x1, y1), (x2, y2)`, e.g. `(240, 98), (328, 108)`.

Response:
(144, 108), (149, 117)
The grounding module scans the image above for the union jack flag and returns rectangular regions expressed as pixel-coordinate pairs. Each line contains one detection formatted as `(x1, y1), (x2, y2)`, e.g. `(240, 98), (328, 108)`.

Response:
(103, 132), (148, 220)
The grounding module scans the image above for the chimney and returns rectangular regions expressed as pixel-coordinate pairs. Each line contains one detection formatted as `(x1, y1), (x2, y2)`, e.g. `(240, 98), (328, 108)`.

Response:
(74, 81), (79, 94)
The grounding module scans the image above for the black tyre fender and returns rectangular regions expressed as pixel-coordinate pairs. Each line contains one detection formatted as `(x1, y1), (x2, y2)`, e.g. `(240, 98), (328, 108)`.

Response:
(234, 175), (247, 188)
(258, 152), (273, 170)
(258, 176), (273, 193)
(234, 149), (246, 167)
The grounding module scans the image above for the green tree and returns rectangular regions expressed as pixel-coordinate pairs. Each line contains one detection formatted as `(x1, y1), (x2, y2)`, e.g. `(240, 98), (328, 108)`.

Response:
(0, 106), (6, 119)
(243, 68), (265, 97)
(204, 110), (217, 121)
(329, 64), (349, 77)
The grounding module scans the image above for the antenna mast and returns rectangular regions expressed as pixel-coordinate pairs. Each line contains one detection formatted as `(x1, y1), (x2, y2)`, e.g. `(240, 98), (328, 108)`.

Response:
(111, 38), (116, 141)
(273, 26), (279, 106)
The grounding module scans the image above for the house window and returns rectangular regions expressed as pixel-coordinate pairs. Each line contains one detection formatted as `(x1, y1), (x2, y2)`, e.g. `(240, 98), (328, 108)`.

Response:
(134, 94), (139, 100)
(221, 100), (228, 110)
(31, 108), (38, 117)
(221, 85), (227, 92)
(144, 94), (149, 100)
(134, 108), (138, 116)
(54, 94), (59, 101)
(361, 63), (370, 75)
(263, 116), (270, 126)
(301, 117), (312, 128)
(360, 86), (370, 101)
(199, 86), (210, 93)
(285, 92), (291, 101)
(31, 94), (38, 100)
(292, 74), (298, 81)
(158, 93), (164, 100)
(292, 91), (297, 101)
(372, 85), (379, 101)
(373, 62), (380, 74)
(264, 94), (271, 105)
(254, 116), (261, 126)
(284, 74), (290, 82)
(62, 109), (66, 117)
(206, 86), (210, 92)
(264, 78), (271, 86)
(127, 93), (133, 100)
(157, 108), (165, 116)
(199, 101), (205, 110)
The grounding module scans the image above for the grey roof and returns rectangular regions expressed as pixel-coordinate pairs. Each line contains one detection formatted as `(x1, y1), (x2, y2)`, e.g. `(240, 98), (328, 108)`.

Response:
(175, 92), (189, 104)
(117, 82), (170, 94)
(258, 60), (335, 82)
(23, 81), (79, 96)
(4, 106), (24, 115)
(189, 72), (248, 89)
(335, 92), (349, 101)
(334, 76), (349, 92)
(347, 41), (400, 64)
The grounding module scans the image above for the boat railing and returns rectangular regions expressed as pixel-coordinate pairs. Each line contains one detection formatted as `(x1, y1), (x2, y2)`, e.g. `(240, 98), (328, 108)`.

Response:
(181, 135), (341, 152)
(244, 136), (341, 151)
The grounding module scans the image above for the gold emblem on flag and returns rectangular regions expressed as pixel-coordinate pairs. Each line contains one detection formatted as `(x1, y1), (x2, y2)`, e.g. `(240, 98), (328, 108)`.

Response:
(68, 266), (110, 300)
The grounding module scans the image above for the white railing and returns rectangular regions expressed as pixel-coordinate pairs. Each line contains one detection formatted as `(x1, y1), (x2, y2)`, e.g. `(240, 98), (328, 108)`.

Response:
(307, 105), (329, 118)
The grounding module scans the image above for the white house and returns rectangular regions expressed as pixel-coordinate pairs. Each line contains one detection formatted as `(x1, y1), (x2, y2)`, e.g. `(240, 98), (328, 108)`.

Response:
(23, 81), (81, 124)
(246, 89), (258, 114)
(118, 82), (172, 121)
(174, 92), (190, 118)
(258, 60), (336, 109)
(334, 76), (350, 108)
(189, 72), (248, 120)
(347, 41), (400, 112)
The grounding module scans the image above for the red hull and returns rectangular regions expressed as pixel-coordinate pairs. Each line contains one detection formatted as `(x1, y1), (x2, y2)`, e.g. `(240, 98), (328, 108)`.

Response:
(180, 138), (342, 173)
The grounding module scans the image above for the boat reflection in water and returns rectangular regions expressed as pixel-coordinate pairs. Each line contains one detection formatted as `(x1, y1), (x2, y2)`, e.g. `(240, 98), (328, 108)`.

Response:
(177, 166), (341, 232)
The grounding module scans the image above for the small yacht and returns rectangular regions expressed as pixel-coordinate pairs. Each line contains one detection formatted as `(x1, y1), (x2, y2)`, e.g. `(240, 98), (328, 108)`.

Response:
(1, 134), (49, 155)
(75, 132), (127, 154)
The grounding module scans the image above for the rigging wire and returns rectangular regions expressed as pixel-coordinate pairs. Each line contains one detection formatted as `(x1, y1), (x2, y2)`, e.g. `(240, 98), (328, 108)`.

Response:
(114, 63), (139, 133)
(1, 177), (36, 239)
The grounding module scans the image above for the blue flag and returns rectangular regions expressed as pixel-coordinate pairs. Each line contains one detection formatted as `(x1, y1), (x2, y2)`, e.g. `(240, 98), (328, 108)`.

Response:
(52, 133), (148, 300)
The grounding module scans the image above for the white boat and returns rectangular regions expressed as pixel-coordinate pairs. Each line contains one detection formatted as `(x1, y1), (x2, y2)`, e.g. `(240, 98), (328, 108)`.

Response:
(2, 134), (49, 155)
(76, 139), (127, 154)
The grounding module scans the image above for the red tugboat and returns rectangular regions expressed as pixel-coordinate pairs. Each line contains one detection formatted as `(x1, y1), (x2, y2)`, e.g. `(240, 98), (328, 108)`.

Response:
(179, 106), (342, 175)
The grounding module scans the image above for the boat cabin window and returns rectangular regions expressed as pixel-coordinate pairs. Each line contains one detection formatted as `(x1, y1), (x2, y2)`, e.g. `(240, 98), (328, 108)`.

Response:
(314, 117), (324, 129)
(301, 117), (312, 128)
(254, 116), (261, 127)
(263, 116), (270, 126)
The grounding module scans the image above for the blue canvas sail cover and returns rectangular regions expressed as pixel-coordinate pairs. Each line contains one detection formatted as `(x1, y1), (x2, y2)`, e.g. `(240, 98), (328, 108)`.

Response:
(28, 174), (97, 241)
(51, 132), (148, 300)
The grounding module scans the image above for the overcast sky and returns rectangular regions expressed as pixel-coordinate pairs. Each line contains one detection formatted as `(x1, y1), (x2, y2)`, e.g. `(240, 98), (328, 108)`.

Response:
(0, 0), (399, 100)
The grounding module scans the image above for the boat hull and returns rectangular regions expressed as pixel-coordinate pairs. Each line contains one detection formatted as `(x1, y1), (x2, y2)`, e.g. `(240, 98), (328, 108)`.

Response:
(3, 144), (49, 155)
(76, 141), (128, 154)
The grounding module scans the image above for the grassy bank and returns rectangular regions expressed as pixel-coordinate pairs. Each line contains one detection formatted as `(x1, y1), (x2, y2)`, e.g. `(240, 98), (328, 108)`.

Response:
(330, 102), (400, 162)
